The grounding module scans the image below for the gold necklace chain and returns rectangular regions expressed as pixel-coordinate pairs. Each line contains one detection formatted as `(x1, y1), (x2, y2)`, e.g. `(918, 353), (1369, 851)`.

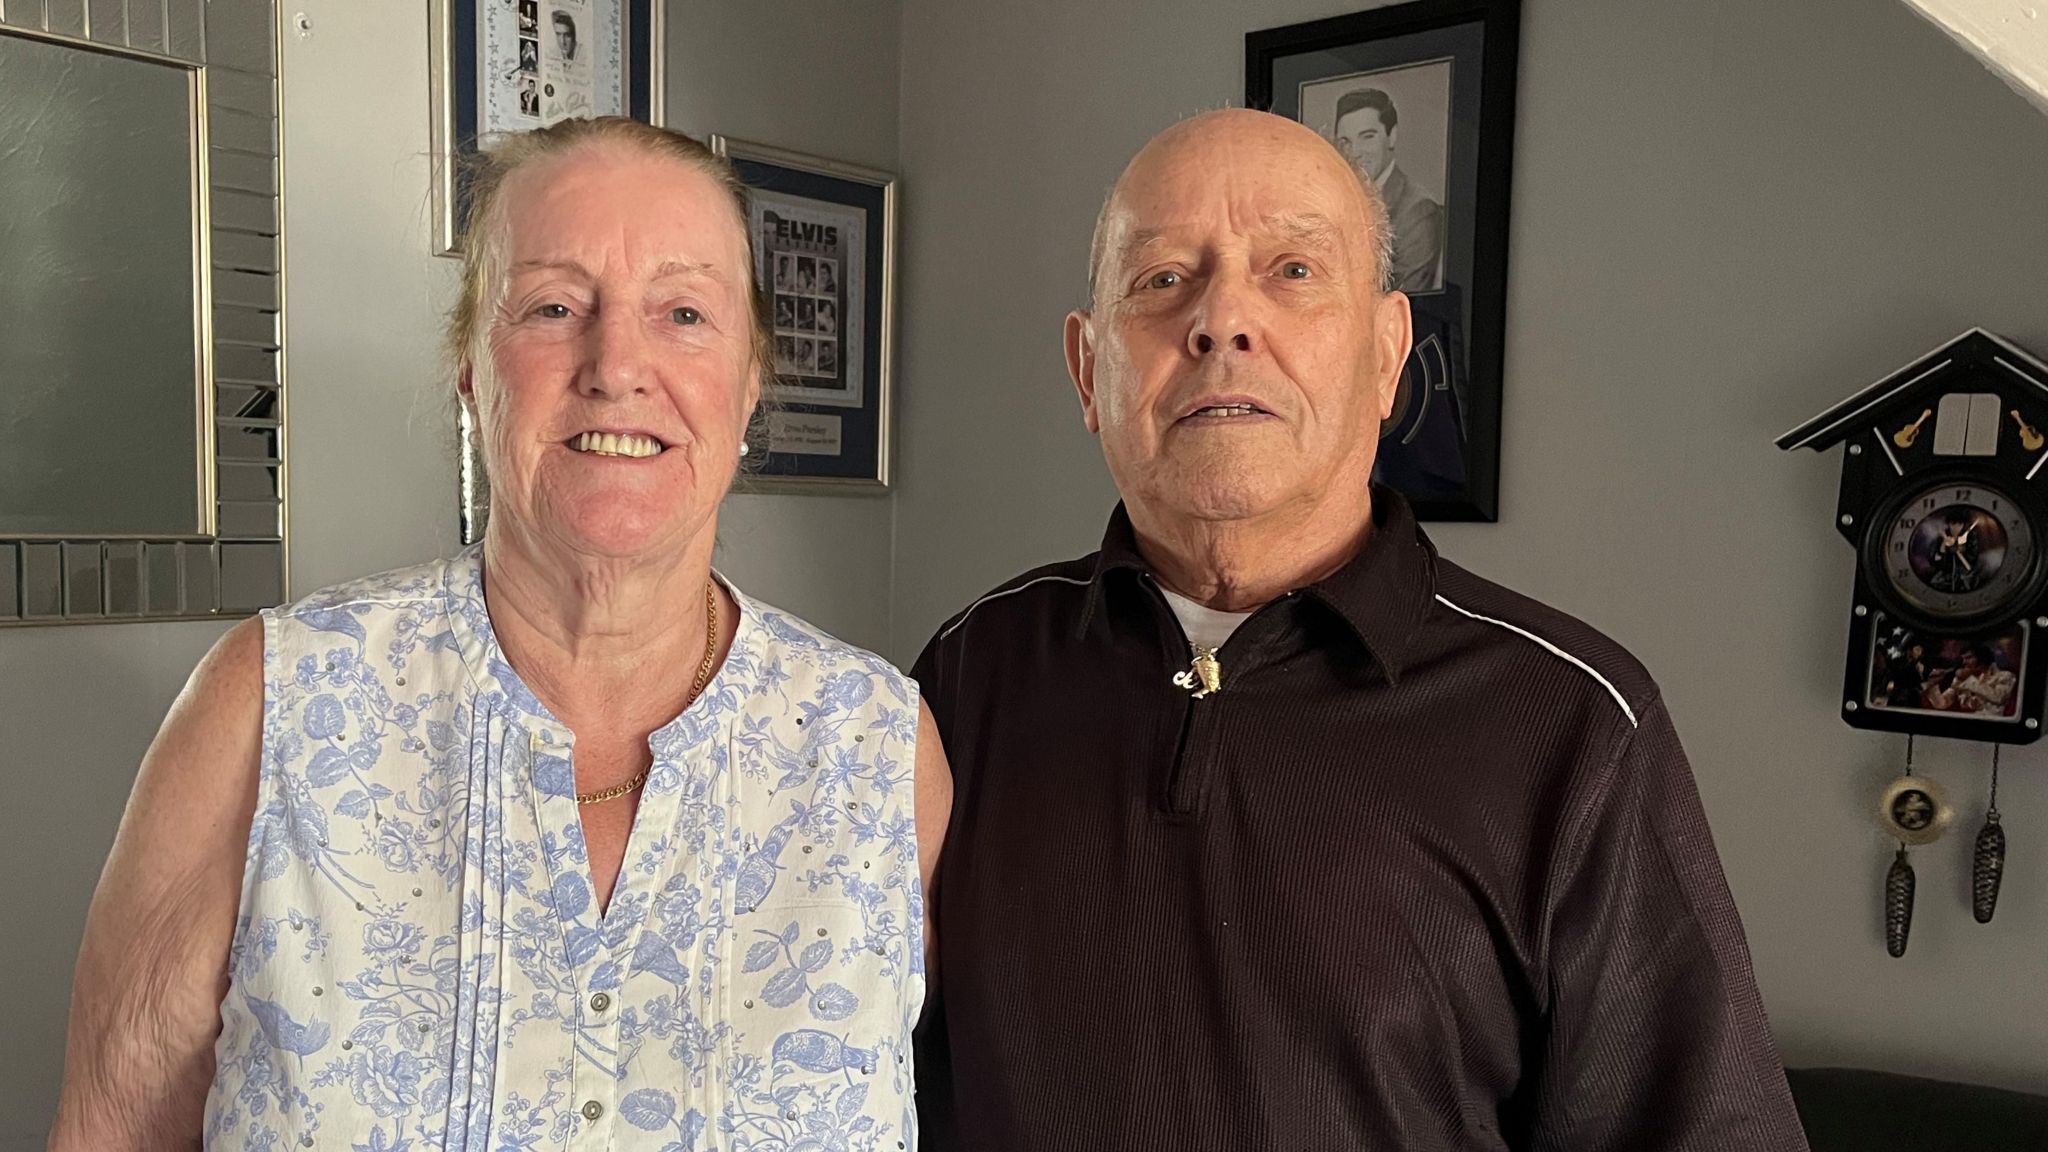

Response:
(576, 581), (720, 806)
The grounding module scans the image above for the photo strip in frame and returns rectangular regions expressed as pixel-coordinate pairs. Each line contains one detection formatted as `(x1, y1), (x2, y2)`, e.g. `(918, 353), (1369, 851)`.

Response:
(429, 0), (664, 258)
(436, 0), (663, 542)
(713, 136), (897, 490)
(1248, 0), (1521, 521)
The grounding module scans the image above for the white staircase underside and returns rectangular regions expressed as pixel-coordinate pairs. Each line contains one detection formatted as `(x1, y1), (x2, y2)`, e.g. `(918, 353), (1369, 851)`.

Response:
(1903, 0), (2048, 116)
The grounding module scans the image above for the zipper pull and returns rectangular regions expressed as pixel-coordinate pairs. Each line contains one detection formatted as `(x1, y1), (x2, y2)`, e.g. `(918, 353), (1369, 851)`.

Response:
(1172, 645), (1223, 698)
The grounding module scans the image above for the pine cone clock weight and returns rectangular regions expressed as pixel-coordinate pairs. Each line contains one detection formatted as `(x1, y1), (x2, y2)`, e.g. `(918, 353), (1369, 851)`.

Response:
(1972, 811), (2005, 924)
(1885, 847), (1916, 958)
(1972, 746), (2007, 925)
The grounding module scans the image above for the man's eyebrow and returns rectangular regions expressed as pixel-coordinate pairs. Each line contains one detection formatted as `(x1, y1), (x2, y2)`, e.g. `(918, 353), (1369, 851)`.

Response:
(511, 258), (593, 277)
(1112, 227), (1169, 262)
(1268, 213), (1344, 249)
(1112, 215), (1346, 260)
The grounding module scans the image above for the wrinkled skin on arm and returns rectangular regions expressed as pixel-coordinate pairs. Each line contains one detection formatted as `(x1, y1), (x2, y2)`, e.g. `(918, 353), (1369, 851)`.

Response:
(49, 617), (266, 1152)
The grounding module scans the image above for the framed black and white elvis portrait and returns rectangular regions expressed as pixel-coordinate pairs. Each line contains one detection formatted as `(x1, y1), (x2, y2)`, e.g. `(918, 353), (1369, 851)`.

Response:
(1249, 0), (1521, 521)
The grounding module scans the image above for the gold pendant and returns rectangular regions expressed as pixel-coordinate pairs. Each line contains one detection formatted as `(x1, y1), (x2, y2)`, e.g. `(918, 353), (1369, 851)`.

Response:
(1172, 646), (1223, 698)
(1878, 773), (1953, 847)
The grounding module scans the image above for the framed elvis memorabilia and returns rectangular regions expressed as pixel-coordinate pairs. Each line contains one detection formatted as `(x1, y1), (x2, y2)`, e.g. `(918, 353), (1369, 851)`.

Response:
(1248, 0), (1521, 521)
(712, 136), (897, 490)
(437, 0), (662, 541)
(428, 0), (664, 256)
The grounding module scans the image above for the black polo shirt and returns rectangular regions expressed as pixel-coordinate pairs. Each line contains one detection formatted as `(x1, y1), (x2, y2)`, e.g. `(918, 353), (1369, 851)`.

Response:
(911, 489), (1806, 1151)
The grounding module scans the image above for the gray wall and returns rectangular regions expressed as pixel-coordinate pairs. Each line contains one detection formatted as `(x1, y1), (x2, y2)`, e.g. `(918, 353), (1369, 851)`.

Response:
(0, 1), (899, 1145)
(671, 0), (904, 656)
(891, 0), (2048, 1092)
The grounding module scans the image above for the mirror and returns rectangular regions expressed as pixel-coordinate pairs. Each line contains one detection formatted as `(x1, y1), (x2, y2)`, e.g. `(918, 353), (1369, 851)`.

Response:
(0, 31), (205, 537)
(0, 2), (288, 626)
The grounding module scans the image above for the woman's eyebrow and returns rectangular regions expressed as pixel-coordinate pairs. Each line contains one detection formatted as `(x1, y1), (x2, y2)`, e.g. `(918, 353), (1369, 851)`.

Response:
(653, 260), (728, 283)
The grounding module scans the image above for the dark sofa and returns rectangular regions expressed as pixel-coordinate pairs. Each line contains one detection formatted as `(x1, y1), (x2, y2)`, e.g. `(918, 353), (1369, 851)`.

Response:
(1788, 1067), (2048, 1151)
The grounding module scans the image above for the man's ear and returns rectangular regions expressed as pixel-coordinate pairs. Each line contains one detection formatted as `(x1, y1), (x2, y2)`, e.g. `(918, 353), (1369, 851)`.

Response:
(1372, 291), (1414, 422)
(1065, 309), (1101, 434)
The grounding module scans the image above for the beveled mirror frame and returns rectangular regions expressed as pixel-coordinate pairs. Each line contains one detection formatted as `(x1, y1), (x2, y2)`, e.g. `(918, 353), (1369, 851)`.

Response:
(0, 0), (288, 627)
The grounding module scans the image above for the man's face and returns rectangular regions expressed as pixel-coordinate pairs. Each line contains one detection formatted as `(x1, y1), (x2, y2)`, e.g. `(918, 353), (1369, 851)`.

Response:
(1334, 106), (1394, 181)
(555, 22), (576, 58)
(1066, 112), (1409, 528)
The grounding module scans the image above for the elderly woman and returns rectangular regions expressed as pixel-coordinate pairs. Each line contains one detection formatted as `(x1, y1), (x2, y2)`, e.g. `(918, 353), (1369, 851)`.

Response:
(50, 119), (950, 1151)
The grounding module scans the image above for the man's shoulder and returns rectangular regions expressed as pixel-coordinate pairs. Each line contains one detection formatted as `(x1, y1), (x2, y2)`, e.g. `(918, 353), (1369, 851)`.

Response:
(1425, 558), (1661, 729)
(924, 556), (1100, 655)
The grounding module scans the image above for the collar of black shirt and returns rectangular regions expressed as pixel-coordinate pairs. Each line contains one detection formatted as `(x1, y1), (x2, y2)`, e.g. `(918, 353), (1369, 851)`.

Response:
(1074, 484), (1439, 684)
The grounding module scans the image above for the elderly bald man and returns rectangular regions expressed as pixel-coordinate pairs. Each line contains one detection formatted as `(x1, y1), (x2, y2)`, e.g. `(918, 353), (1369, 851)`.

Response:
(911, 110), (1806, 1151)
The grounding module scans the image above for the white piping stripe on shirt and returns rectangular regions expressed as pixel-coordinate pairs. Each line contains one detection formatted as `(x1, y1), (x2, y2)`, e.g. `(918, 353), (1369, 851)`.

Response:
(939, 574), (1095, 641)
(1433, 594), (1639, 728)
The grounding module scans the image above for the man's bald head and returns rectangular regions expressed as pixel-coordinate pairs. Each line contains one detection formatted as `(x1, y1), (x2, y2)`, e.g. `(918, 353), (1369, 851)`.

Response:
(1086, 109), (1394, 306)
(1061, 105), (1413, 554)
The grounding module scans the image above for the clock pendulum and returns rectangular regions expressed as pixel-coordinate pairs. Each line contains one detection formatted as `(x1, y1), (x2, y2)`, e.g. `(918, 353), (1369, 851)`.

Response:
(1885, 737), (1920, 958)
(1973, 746), (2007, 924)
(1878, 736), (1954, 957)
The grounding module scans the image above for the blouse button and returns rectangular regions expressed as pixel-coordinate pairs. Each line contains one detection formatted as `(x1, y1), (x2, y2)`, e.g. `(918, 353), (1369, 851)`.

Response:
(590, 992), (611, 1013)
(581, 1100), (604, 1121)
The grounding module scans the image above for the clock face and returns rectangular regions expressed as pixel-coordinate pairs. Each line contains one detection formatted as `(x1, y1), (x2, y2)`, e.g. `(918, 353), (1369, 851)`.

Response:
(1876, 481), (2037, 622)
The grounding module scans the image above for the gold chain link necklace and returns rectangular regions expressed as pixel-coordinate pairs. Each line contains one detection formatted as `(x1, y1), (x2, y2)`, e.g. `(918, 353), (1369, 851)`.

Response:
(575, 581), (720, 806)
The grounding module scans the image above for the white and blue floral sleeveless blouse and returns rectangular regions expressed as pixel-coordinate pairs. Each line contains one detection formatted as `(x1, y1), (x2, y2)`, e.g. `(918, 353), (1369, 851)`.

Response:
(203, 548), (927, 1152)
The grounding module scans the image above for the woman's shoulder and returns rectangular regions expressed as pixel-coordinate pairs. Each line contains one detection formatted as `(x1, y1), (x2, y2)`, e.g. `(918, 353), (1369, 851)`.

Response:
(267, 552), (476, 626)
(734, 587), (911, 689)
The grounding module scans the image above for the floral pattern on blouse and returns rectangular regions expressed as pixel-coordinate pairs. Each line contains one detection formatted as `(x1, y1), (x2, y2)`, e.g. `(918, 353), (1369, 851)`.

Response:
(203, 549), (927, 1151)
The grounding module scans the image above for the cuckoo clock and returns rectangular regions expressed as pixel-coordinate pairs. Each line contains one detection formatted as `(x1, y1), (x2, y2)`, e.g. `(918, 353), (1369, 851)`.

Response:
(1779, 329), (2048, 745)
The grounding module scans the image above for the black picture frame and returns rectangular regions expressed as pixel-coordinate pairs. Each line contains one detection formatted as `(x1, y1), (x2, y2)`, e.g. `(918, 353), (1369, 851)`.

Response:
(713, 137), (897, 490)
(431, 0), (661, 257)
(1248, 0), (1520, 521)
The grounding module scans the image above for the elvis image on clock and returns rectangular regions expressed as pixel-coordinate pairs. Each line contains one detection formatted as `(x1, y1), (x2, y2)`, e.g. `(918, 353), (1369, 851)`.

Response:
(1866, 615), (2025, 719)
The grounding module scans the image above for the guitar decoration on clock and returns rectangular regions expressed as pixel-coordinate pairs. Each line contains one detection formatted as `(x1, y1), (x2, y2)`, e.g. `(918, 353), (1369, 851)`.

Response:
(1780, 329), (2048, 952)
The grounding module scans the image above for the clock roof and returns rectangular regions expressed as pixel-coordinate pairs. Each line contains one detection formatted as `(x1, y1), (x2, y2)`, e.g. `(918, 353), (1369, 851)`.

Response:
(1777, 328), (2048, 453)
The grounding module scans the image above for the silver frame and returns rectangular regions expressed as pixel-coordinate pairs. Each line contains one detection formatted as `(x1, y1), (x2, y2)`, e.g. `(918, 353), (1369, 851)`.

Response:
(712, 135), (898, 494)
(427, 0), (668, 258)
(0, 0), (289, 626)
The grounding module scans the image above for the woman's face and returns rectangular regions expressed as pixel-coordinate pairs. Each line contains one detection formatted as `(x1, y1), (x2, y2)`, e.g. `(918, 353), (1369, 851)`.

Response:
(466, 144), (759, 562)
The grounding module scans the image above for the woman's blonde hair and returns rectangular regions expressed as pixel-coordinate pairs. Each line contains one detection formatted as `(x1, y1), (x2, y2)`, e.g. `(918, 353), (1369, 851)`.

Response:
(447, 117), (775, 439)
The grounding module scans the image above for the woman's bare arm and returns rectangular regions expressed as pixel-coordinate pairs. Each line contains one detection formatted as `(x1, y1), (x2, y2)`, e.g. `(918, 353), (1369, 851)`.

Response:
(49, 617), (266, 1151)
(914, 699), (954, 972)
